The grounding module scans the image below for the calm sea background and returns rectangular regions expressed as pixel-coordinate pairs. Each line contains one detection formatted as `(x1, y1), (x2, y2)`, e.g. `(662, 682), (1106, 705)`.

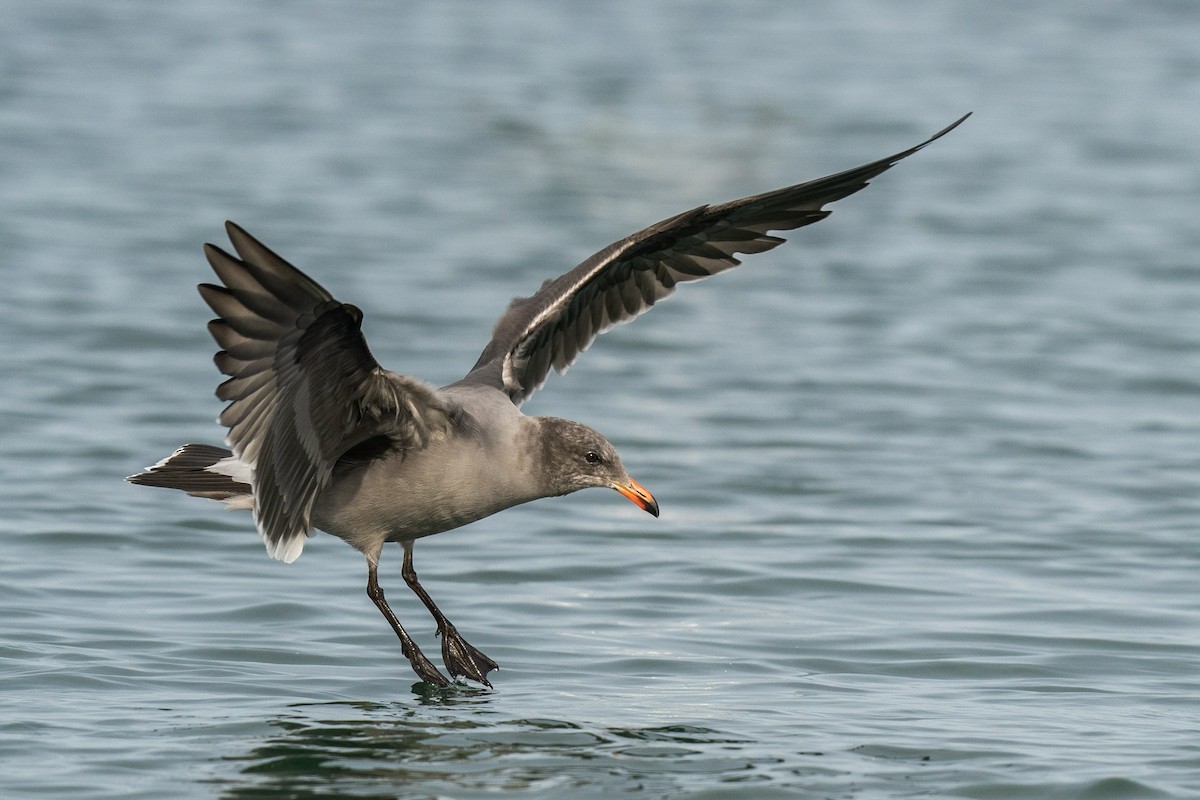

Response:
(3, 1), (1199, 798)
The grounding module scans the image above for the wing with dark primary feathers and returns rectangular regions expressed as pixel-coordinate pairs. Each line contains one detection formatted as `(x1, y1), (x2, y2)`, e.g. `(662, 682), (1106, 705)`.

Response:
(462, 114), (970, 405)
(201, 222), (456, 562)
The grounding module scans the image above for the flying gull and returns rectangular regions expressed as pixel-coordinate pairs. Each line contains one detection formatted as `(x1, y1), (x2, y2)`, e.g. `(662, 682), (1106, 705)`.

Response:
(129, 113), (969, 687)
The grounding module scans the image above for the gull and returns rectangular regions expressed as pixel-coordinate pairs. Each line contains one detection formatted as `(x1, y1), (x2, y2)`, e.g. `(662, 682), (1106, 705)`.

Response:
(129, 114), (968, 687)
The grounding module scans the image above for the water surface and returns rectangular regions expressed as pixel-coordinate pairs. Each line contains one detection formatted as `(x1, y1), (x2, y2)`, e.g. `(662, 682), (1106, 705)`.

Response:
(2, 1), (1199, 798)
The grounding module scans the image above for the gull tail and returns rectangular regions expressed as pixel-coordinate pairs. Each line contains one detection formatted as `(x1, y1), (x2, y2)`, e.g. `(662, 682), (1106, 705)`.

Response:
(127, 443), (254, 509)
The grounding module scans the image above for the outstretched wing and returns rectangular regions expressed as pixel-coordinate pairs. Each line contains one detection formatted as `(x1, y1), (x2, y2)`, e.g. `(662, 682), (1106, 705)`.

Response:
(201, 222), (455, 562)
(463, 114), (969, 405)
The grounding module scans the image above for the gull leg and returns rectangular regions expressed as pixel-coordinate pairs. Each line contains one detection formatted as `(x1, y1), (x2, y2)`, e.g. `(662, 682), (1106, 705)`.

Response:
(366, 559), (450, 687)
(401, 540), (499, 687)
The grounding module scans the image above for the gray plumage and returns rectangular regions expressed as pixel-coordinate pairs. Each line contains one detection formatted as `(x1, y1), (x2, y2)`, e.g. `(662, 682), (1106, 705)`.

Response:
(128, 114), (968, 687)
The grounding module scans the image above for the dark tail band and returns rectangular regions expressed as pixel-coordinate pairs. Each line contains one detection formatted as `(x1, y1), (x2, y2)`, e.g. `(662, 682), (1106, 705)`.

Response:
(127, 443), (251, 502)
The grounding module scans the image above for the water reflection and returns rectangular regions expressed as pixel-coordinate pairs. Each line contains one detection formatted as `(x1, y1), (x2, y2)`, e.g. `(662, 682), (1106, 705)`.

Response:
(215, 701), (757, 799)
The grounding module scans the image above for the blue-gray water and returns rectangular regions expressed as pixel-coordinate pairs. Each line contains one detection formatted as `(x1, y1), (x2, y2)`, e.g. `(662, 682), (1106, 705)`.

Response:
(3, 1), (1199, 798)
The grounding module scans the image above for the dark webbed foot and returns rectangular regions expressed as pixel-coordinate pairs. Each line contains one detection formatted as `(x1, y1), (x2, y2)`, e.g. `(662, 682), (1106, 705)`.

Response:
(439, 623), (499, 687)
(402, 639), (452, 688)
(401, 540), (499, 688)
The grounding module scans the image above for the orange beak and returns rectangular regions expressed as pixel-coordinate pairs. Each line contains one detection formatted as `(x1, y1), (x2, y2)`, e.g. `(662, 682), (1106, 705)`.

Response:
(613, 477), (660, 517)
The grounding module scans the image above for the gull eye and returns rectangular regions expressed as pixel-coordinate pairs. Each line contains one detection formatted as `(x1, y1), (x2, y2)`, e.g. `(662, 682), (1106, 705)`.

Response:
(584, 451), (601, 465)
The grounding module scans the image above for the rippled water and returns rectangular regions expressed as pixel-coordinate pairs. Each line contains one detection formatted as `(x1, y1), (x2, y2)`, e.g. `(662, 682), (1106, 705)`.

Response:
(3, 1), (1200, 798)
